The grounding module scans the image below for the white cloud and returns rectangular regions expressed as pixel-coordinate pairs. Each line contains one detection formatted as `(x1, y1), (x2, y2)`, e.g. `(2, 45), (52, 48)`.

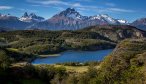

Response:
(108, 8), (135, 13)
(39, 1), (69, 5)
(27, 0), (70, 6)
(0, 6), (13, 10)
(72, 3), (82, 7)
(27, 0), (135, 13)
(27, 0), (87, 7)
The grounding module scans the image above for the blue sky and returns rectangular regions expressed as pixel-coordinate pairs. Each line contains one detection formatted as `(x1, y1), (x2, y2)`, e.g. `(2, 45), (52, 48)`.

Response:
(0, 0), (146, 22)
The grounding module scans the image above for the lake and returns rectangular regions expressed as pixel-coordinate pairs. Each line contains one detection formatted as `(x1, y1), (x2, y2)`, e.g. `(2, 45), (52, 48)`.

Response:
(32, 49), (113, 64)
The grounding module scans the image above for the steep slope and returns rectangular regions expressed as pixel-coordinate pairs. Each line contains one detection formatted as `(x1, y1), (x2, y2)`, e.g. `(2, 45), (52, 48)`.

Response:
(131, 18), (146, 31)
(97, 38), (146, 83)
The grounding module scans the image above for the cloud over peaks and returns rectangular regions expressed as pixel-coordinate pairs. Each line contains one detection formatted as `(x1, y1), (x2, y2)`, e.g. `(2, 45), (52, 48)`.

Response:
(0, 6), (13, 10)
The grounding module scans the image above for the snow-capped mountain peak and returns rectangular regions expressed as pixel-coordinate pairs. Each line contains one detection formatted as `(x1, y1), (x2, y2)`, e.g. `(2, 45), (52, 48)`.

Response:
(19, 12), (45, 22)
(53, 8), (87, 20)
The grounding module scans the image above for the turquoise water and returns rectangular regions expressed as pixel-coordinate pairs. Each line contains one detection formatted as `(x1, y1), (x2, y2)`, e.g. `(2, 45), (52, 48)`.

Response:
(32, 49), (113, 64)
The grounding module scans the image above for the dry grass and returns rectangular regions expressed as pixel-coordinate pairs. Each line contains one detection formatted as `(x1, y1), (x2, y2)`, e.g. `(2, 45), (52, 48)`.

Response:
(12, 63), (100, 73)
(7, 48), (19, 52)
(11, 62), (28, 68)
(54, 65), (100, 73)
(39, 54), (60, 58)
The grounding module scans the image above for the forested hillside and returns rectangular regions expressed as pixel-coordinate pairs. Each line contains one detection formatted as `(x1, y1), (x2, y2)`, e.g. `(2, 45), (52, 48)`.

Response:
(1, 37), (146, 84)
(0, 25), (145, 55)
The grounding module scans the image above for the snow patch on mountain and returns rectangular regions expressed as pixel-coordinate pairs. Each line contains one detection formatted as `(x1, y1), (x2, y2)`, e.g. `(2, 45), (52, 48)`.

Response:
(117, 19), (128, 24)
(99, 14), (119, 24)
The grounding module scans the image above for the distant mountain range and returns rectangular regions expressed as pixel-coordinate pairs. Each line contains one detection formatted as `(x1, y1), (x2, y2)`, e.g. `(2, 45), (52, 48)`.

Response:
(131, 18), (146, 31)
(0, 8), (146, 31)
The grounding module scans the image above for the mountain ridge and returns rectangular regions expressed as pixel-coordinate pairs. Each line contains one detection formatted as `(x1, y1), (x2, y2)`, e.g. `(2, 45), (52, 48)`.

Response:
(0, 8), (145, 30)
(28, 8), (129, 30)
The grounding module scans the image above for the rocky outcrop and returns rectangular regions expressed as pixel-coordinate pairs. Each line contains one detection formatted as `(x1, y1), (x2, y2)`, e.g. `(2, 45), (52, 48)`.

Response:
(81, 25), (146, 42)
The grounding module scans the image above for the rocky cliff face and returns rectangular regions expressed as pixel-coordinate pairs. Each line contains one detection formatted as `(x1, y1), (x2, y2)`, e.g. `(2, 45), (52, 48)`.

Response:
(98, 38), (146, 84)
(81, 25), (146, 42)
